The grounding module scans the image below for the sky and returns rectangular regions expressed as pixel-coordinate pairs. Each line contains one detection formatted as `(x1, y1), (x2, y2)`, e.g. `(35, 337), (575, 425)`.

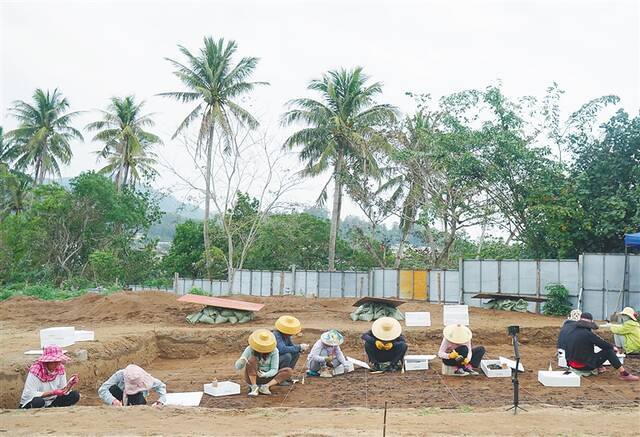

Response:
(1, 0), (639, 226)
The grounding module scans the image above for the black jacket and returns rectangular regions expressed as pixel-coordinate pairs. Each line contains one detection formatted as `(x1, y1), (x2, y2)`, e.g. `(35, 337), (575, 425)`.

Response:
(557, 320), (576, 350)
(564, 320), (613, 367)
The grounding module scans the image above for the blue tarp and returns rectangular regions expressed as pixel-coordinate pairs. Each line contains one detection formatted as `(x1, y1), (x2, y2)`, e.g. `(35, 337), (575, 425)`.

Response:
(624, 232), (640, 248)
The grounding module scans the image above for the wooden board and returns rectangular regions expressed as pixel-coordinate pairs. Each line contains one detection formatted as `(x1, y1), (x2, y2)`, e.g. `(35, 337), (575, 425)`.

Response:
(352, 297), (406, 308)
(178, 294), (264, 312)
(472, 293), (547, 303)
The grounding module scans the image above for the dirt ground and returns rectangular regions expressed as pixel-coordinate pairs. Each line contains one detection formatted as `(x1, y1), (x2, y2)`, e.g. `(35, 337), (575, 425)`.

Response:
(1, 291), (639, 435)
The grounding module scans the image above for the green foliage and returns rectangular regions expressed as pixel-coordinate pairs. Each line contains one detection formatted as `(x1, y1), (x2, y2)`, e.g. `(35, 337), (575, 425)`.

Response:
(543, 283), (573, 316)
(89, 250), (123, 284)
(0, 172), (162, 285)
(86, 96), (161, 190)
(188, 287), (207, 296)
(0, 284), (86, 301)
(4, 89), (83, 184)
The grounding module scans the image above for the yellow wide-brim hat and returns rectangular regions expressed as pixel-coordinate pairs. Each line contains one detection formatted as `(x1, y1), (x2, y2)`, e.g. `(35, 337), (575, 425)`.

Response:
(275, 315), (302, 335)
(371, 317), (402, 341)
(443, 324), (472, 344)
(248, 329), (276, 353)
(620, 307), (637, 321)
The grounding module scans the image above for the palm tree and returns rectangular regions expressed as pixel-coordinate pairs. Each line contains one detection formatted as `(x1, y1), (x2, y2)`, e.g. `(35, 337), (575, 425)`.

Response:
(160, 36), (266, 274)
(86, 96), (161, 190)
(282, 67), (397, 270)
(0, 167), (33, 217)
(4, 89), (83, 184)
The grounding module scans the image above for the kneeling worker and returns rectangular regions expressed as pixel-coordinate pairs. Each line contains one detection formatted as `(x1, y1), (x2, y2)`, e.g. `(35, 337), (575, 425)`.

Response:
(602, 307), (640, 355)
(99, 364), (166, 406)
(307, 329), (348, 377)
(438, 325), (485, 376)
(273, 315), (308, 385)
(362, 317), (407, 371)
(235, 329), (293, 396)
(565, 312), (638, 381)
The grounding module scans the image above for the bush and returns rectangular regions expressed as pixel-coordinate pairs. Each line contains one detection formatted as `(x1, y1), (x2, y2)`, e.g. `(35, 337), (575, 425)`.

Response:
(0, 284), (86, 301)
(188, 287), (208, 296)
(543, 283), (573, 316)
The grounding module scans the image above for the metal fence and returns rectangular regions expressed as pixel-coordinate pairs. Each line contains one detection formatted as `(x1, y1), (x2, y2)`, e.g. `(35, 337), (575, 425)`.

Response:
(150, 253), (639, 319)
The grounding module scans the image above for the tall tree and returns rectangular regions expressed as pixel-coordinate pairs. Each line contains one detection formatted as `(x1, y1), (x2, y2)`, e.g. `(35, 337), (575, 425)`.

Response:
(86, 96), (161, 190)
(282, 67), (397, 270)
(161, 36), (266, 276)
(5, 89), (83, 184)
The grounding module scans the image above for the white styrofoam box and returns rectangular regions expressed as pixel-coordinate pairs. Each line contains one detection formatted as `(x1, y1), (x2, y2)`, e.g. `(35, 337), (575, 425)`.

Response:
(164, 392), (204, 406)
(332, 362), (355, 375)
(347, 356), (370, 369)
(594, 346), (625, 365)
(557, 349), (567, 368)
(480, 360), (511, 378)
(203, 381), (240, 397)
(74, 330), (95, 342)
(404, 355), (430, 371)
(538, 370), (580, 387)
(24, 349), (67, 355)
(499, 356), (524, 372)
(40, 327), (75, 348)
(443, 305), (469, 326)
(405, 312), (431, 327)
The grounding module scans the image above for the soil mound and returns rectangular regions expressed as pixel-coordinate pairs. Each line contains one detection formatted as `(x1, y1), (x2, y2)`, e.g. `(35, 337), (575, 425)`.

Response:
(0, 291), (200, 327)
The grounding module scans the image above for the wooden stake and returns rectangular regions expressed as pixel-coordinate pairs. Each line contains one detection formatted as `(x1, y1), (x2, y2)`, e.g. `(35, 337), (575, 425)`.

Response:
(383, 401), (388, 437)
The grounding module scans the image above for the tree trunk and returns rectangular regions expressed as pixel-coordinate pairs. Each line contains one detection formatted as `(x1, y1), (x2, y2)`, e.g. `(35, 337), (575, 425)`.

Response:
(203, 123), (215, 278)
(328, 154), (343, 271)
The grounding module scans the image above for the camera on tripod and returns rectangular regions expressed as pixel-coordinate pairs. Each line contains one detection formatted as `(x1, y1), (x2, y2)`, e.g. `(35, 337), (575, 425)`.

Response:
(508, 325), (520, 336)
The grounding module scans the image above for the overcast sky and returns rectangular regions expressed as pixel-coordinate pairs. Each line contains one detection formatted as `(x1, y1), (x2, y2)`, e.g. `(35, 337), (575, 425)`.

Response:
(1, 0), (639, 224)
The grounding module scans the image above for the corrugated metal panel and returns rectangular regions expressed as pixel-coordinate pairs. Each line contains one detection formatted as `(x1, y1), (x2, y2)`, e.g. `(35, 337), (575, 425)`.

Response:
(413, 270), (428, 300)
(398, 270), (413, 300)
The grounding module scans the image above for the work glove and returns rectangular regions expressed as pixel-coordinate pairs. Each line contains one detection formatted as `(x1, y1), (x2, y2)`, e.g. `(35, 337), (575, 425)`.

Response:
(300, 343), (309, 352)
(462, 358), (470, 366)
(448, 351), (459, 360)
(375, 340), (393, 351)
(455, 355), (465, 364)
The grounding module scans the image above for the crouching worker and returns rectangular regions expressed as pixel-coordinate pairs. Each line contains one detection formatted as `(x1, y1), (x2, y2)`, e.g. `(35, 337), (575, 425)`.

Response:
(99, 364), (166, 406)
(362, 317), (407, 371)
(602, 307), (640, 355)
(273, 315), (309, 385)
(438, 325), (485, 376)
(565, 312), (638, 381)
(235, 329), (293, 396)
(20, 345), (80, 409)
(307, 329), (348, 377)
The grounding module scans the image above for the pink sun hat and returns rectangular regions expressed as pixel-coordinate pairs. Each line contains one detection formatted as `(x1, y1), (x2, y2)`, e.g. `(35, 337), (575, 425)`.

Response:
(123, 364), (156, 395)
(37, 345), (71, 363)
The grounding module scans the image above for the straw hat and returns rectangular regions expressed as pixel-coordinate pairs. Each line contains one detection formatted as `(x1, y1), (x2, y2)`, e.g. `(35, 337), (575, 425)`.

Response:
(443, 324), (472, 344)
(37, 345), (71, 363)
(371, 317), (402, 341)
(248, 329), (276, 353)
(567, 309), (582, 321)
(620, 307), (637, 321)
(275, 315), (302, 335)
(320, 329), (344, 346)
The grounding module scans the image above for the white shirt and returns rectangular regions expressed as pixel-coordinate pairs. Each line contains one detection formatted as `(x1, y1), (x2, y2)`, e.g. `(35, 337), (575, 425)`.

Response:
(20, 372), (67, 407)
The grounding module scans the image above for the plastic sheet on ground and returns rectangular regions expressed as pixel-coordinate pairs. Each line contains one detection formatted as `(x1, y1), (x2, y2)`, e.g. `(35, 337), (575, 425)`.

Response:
(350, 302), (404, 321)
(484, 298), (529, 312)
(186, 306), (255, 324)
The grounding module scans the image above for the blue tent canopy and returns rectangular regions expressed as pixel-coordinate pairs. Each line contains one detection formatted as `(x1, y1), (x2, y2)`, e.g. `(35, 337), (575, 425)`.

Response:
(624, 232), (640, 248)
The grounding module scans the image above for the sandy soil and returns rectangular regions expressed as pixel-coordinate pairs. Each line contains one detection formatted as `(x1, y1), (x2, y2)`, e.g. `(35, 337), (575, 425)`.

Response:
(0, 406), (637, 436)
(1, 291), (638, 435)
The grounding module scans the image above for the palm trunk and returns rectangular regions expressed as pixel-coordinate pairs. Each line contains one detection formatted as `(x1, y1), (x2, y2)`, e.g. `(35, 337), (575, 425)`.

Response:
(203, 123), (215, 279)
(34, 158), (42, 186)
(114, 168), (122, 191)
(328, 154), (343, 271)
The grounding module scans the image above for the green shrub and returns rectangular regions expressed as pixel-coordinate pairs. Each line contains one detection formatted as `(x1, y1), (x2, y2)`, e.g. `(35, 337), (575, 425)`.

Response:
(0, 284), (86, 301)
(543, 283), (573, 316)
(188, 287), (207, 296)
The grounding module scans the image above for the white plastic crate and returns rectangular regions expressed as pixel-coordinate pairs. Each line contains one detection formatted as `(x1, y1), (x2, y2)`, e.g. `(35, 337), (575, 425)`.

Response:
(538, 370), (580, 387)
(40, 327), (75, 348)
(332, 362), (355, 375)
(74, 330), (95, 342)
(164, 392), (203, 406)
(404, 355), (434, 371)
(203, 381), (240, 397)
(480, 359), (511, 378)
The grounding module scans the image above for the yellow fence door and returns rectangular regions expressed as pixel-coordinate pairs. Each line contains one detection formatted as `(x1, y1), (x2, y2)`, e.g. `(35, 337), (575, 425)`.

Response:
(398, 270), (428, 300)
(413, 270), (428, 300)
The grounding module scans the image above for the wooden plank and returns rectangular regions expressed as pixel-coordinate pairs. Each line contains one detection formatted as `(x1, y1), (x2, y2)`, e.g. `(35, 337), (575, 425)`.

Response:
(352, 296), (406, 308)
(178, 294), (265, 312)
(471, 292), (547, 303)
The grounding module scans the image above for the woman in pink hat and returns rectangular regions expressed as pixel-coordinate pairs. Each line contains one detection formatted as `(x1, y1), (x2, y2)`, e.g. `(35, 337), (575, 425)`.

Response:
(98, 364), (166, 406)
(20, 345), (80, 408)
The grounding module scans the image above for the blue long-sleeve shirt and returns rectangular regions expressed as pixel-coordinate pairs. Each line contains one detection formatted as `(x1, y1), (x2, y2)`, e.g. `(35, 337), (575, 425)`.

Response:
(273, 330), (301, 355)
